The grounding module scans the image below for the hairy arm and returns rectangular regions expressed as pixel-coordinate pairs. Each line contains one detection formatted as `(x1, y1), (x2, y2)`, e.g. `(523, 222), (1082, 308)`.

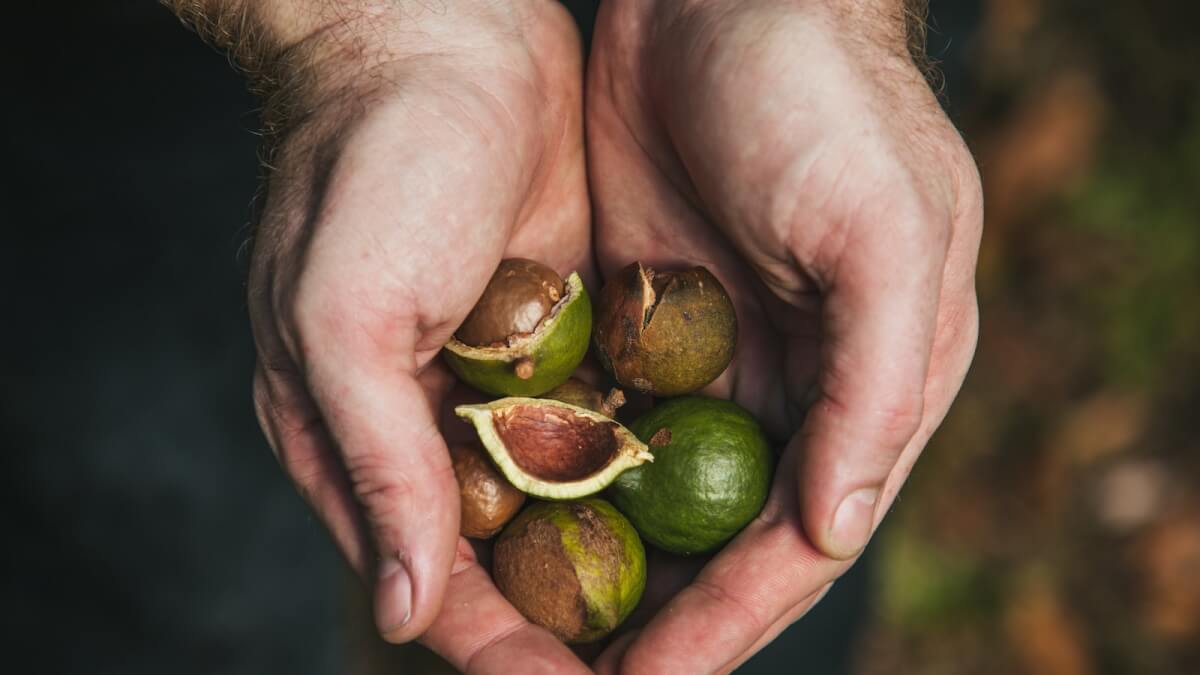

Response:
(161, 0), (334, 139)
(160, 0), (336, 56)
(586, 0), (981, 670)
(160, 0), (421, 139)
(160, 3), (597, 672)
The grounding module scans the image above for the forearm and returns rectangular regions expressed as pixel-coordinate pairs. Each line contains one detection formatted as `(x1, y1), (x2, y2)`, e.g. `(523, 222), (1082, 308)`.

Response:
(817, 0), (935, 88)
(161, 1), (553, 137)
(162, 1), (294, 70)
(824, 0), (930, 59)
(661, 0), (927, 68)
(903, 0), (932, 80)
(161, 0), (348, 137)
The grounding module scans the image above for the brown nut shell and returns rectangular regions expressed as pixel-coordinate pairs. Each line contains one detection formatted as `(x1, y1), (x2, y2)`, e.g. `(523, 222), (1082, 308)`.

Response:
(593, 262), (737, 396)
(544, 378), (626, 418)
(456, 258), (565, 347)
(451, 443), (525, 539)
(492, 499), (645, 643)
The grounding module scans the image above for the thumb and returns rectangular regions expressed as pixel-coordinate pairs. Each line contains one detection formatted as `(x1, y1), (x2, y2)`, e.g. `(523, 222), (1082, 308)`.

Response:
(798, 214), (946, 560)
(300, 311), (460, 643)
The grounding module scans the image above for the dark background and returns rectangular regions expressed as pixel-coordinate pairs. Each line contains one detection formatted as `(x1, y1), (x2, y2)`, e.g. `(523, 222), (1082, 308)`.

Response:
(7, 1), (1198, 674)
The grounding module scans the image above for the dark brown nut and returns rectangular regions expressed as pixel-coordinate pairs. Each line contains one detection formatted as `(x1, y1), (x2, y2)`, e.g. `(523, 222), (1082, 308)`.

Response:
(543, 378), (626, 417)
(456, 258), (565, 347)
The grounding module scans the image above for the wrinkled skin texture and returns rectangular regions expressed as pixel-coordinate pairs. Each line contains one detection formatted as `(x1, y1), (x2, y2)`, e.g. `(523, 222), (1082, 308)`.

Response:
(216, 0), (981, 672)
(587, 0), (983, 672)
(245, 3), (596, 673)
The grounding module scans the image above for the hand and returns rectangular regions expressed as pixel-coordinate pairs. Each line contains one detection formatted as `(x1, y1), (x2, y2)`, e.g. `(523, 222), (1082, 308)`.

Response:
(587, 0), (983, 671)
(239, 2), (592, 672)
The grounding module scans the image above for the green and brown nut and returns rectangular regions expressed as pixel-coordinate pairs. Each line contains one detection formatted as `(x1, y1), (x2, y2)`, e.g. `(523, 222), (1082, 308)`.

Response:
(456, 258), (565, 347)
(593, 262), (737, 396)
(493, 499), (645, 643)
(443, 259), (592, 397)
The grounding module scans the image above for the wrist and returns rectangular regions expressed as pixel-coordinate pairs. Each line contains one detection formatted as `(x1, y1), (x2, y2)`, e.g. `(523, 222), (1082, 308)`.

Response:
(815, 0), (921, 63)
(660, 0), (916, 58)
(164, 1), (564, 133)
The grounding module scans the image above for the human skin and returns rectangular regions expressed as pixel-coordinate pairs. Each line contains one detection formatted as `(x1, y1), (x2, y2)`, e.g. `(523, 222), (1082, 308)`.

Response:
(165, 1), (595, 672)
(164, 0), (981, 672)
(587, 1), (981, 671)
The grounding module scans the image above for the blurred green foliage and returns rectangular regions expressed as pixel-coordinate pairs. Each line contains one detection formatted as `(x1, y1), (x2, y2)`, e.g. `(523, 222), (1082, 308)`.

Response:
(859, 2), (1200, 674)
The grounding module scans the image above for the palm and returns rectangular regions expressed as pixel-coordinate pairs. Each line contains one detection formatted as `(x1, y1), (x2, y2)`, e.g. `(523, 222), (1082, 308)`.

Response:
(248, 6), (598, 672)
(587, 1), (982, 671)
(586, 5), (849, 438)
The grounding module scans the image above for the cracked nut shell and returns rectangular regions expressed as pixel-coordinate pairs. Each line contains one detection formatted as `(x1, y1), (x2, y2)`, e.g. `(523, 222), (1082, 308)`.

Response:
(456, 258), (564, 347)
(593, 262), (737, 396)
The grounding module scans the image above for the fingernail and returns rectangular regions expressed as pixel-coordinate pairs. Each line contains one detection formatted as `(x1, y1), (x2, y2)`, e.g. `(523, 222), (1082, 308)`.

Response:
(828, 488), (879, 559)
(376, 553), (413, 635)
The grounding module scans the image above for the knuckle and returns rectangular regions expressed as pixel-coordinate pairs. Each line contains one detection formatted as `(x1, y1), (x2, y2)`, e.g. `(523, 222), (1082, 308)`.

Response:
(344, 426), (457, 527)
(464, 621), (528, 674)
(894, 193), (954, 252)
(822, 387), (925, 447)
(290, 465), (334, 510)
(743, 520), (831, 583)
(875, 391), (925, 442)
(288, 275), (348, 348)
(270, 261), (359, 351)
(347, 456), (416, 523)
(691, 580), (769, 639)
(283, 270), (417, 362)
(285, 444), (338, 493)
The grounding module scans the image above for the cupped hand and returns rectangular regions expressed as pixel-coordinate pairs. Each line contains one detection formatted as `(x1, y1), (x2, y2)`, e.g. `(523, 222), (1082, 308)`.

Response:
(244, 3), (592, 672)
(587, 0), (983, 671)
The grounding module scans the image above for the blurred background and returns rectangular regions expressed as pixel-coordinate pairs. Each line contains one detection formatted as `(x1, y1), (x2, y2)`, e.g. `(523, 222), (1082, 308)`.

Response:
(3, 1), (1196, 673)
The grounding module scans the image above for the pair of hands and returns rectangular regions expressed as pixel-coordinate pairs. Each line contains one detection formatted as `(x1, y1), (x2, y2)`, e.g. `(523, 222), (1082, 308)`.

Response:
(240, 0), (982, 672)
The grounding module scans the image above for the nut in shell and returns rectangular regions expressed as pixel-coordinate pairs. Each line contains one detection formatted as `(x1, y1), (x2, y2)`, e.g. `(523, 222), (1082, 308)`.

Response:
(456, 258), (564, 348)
(594, 262), (737, 396)
(544, 378), (626, 417)
(493, 499), (645, 643)
(451, 444), (525, 539)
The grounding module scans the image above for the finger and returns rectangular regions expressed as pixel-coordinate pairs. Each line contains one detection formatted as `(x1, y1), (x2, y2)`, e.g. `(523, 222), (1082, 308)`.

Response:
(592, 550), (705, 675)
(294, 308), (461, 645)
(614, 451), (850, 675)
(613, 258), (973, 674)
(873, 160), (983, 514)
(592, 630), (638, 675)
(799, 204), (949, 560)
(253, 361), (373, 577)
(420, 539), (591, 675)
(876, 293), (980, 520)
(615, 520), (843, 674)
(628, 548), (709, 628)
(586, 90), (791, 421)
(718, 581), (835, 674)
